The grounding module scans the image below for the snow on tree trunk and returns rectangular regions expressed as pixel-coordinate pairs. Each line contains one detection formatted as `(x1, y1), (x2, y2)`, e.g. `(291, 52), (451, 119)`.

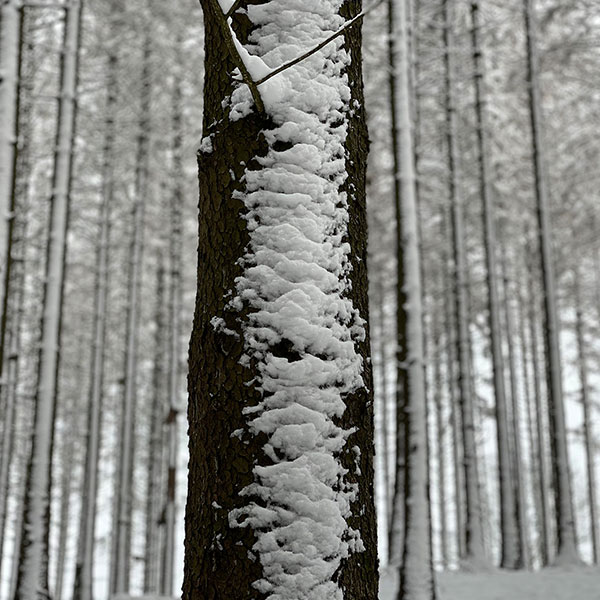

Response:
(574, 268), (599, 565)
(432, 283), (449, 570)
(500, 247), (528, 569)
(13, 2), (82, 598)
(523, 0), (580, 565)
(183, 1), (378, 598)
(443, 0), (484, 568)
(110, 31), (151, 596)
(145, 258), (166, 595)
(526, 243), (551, 566)
(73, 51), (116, 600)
(0, 0), (21, 379)
(516, 263), (544, 566)
(388, 0), (435, 597)
(387, 0), (406, 566)
(160, 55), (184, 596)
(469, 0), (521, 569)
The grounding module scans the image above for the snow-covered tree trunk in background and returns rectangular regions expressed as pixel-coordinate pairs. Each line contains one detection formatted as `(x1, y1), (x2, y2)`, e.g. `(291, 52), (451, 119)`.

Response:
(183, 0), (378, 598)
(523, 0), (579, 565)
(391, 0), (435, 596)
(387, 0), (406, 566)
(470, 0), (520, 570)
(499, 247), (528, 569)
(0, 0), (22, 380)
(443, 0), (483, 569)
(14, 2), (82, 598)
(516, 264), (544, 566)
(160, 51), (184, 596)
(440, 204), (464, 562)
(526, 242), (551, 566)
(573, 268), (598, 565)
(110, 30), (151, 596)
(144, 257), (166, 595)
(73, 49), (116, 600)
(432, 278), (449, 569)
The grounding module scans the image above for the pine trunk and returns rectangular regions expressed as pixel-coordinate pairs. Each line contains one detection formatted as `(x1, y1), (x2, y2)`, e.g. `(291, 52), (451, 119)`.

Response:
(443, 0), (483, 567)
(72, 50), (116, 600)
(183, 1), (378, 598)
(523, 0), (579, 565)
(0, 0), (22, 378)
(109, 32), (151, 596)
(391, 0), (435, 595)
(160, 55), (184, 596)
(574, 268), (599, 565)
(144, 259), (166, 595)
(14, 2), (82, 598)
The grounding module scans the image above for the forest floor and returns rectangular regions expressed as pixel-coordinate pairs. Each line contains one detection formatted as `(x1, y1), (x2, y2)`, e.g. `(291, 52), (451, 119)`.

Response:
(379, 565), (600, 599)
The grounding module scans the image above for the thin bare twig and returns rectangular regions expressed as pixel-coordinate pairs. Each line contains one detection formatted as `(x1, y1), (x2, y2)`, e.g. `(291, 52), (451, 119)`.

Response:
(209, 0), (265, 113)
(225, 0), (244, 19)
(255, 0), (384, 86)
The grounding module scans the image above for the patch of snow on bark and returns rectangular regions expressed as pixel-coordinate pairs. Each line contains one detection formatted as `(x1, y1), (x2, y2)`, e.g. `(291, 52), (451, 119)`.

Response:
(226, 1), (365, 599)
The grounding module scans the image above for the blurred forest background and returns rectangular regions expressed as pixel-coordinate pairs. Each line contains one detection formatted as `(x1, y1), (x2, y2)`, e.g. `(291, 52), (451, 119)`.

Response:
(0, 0), (598, 599)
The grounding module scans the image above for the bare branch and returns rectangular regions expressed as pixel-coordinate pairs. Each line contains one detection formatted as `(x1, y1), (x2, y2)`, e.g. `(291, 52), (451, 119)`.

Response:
(225, 0), (244, 19)
(255, 0), (383, 87)
(208, 0), (265, 113)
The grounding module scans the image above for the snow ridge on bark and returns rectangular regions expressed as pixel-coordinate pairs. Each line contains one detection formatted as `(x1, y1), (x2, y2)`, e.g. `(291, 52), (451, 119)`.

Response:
(225, 2), (366, 598)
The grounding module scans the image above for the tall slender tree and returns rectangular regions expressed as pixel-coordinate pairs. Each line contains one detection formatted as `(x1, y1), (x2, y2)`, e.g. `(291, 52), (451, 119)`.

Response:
(73, 49), (117, 600)
(523, 0), (579, 564)
(443, 0), (484, 567)
(389, 0), (436, 595)
(573, 267), (598, 565)
(14, 2), (83, 598)
(110, 29), (151, 596)
(183, 1), (378, 598)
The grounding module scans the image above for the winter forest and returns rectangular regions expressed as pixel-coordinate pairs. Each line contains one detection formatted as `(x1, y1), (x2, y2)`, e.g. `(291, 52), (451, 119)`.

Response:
(0, 0), (599, 599)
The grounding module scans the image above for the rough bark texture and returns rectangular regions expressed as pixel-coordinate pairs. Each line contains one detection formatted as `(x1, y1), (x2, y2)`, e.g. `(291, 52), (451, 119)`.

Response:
(183, 2), (378, 599)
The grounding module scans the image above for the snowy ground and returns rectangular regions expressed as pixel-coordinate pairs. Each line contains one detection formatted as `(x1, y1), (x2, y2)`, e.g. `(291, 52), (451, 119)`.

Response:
(380, 566), (600, 600)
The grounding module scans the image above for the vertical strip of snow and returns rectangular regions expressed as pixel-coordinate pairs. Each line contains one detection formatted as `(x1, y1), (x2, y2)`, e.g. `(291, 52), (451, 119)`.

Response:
(523, 0), (579, 565)
(392, 0), (433, 596)
(110, 31), (151, 596)
(224, 2), (366, 598)
(15, 2), (82, 599)
(73, 50), (116, 600)
(161, 59), (184, 596)
(0, 0), (21, 378)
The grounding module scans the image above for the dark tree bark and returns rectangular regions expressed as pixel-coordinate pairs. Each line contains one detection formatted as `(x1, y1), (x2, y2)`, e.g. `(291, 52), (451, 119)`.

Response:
(183, 2), (378, 599)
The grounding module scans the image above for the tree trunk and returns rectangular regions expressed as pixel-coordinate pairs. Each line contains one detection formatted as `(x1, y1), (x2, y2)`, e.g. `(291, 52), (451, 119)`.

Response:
(441, 206), (464, 564)
(160, 53), (184, 596)
(387, 0), (406, 566)
(392, 0), (436, 595)
(110, 31), (151, 596)
(526, 243), (552, 565)
(432, 288), (448, 570)
(183, 1), (378, 599)
(14, 2), (82, 598)
(516, 263), (544, 567)
(573, 267), (599, 565)
(523, 0), (579, 565)
(469, 0), (521, 570)
(499, 246), (528, 569)
(443, 0), (483, 568)
(0, 0), (22, 379)
(73, 50), (116, 600)
(144, 258), (167, 595)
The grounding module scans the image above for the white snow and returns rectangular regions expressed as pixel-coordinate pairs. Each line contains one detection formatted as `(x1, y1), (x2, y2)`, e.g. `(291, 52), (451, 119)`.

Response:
(380, 566), (600, 600)
(225, 1), (366, 599)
